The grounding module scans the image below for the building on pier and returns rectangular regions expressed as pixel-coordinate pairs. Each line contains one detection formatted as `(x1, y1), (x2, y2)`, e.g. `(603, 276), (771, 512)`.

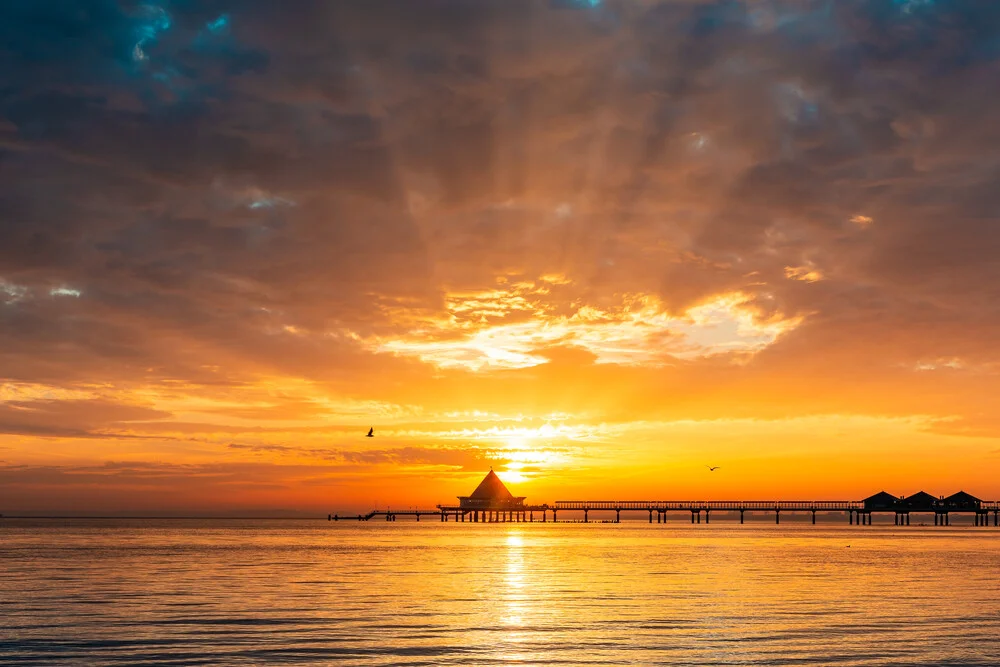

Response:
(863, 491), (899, 511)
(433, 468), (550, 522)
(898, 490), (940, 512)
(456, 468), (526, 511)
(944, 491), (981, 512)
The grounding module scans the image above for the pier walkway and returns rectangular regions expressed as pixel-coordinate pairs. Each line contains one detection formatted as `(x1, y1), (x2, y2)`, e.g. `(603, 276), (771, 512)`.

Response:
(331, 499), (1000, 525)
(329, 473), (999, 526)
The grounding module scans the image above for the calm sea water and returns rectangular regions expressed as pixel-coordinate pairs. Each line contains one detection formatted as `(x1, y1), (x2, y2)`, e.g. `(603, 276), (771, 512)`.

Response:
(2, 519), (999, 665)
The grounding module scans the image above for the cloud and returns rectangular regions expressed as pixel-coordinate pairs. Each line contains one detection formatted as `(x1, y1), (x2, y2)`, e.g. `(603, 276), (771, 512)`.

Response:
(364, 281), (801, 370)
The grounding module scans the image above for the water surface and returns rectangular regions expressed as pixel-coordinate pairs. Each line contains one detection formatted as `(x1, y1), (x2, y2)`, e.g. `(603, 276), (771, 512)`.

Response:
(2, 519), (999, 665)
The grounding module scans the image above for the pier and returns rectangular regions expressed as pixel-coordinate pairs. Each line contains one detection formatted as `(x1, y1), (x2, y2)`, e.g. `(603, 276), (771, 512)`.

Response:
(330, 475), (1000, 526)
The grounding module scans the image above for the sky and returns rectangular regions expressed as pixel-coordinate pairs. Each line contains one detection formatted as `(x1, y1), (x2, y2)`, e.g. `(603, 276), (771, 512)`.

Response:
(2, 0), (1000, 515)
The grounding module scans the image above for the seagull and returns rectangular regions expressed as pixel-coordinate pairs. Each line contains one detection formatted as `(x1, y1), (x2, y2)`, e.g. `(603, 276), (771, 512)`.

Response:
(706, 466), (720, 471)
(366, 427), (374, 438)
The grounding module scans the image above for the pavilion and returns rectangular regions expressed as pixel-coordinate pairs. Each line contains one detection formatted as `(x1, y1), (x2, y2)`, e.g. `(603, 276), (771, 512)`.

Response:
(436, 468), (549, 522)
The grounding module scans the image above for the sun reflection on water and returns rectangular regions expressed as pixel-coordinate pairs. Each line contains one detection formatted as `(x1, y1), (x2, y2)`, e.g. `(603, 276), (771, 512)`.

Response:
(501, 530), (528, 643)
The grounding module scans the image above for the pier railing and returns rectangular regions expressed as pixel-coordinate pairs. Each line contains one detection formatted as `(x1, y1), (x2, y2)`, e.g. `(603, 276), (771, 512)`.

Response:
(554, 500), (864, 511)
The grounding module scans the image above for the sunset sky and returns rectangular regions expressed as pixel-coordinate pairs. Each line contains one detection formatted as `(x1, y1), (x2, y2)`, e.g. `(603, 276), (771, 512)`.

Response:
(2, 0), (999, 515)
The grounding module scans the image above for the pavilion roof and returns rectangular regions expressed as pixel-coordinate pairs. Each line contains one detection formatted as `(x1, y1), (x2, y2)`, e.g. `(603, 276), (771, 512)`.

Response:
(467, 469), (515, 502)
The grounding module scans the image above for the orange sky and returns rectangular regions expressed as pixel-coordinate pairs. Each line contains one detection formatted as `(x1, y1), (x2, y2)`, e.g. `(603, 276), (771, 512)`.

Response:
(2, 1), (999, 514)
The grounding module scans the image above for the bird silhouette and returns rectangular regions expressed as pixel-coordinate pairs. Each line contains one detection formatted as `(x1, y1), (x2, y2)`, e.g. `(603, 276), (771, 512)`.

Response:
(366, 427), (374, 438)
(706, 465), (720, 471)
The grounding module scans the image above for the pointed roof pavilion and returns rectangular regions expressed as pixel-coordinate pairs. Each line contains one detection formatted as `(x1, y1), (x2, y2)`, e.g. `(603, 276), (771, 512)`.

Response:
(458, 469), (527, 509)
(469, 469), (514, 502)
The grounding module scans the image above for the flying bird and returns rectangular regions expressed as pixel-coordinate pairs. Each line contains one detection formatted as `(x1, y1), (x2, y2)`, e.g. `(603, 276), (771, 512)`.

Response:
(366, 427), (374, 438)
(706, 466), (720, 471)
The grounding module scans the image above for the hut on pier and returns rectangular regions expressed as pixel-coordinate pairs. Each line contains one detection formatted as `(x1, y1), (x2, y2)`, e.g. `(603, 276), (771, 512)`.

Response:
(898, 491), (939, 512)
(863, 491), (899, 511)
(943, 491), (981, 512)
(457, 468), (526, 510)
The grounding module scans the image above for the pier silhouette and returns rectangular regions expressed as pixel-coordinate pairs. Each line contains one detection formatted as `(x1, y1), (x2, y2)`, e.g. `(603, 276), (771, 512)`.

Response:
(329, 473), (1000, 526)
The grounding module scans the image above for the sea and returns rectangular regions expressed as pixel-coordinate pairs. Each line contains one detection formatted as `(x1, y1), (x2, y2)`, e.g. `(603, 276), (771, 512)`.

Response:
(2, 518), (999, 665)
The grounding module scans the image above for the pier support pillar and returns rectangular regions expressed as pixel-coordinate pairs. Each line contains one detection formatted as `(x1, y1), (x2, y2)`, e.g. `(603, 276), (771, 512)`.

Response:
(649, 509), (653, 523)
(812, 510), (816, 525)
(705, 511), (710, 524)
(542, 511), (547, 522)
(775, 510), (780, 525)
(584, 509), (589, 523)
(616, 509), (621, 523)
(697, 511), (701, 524)
(553, 510), (557, 523)
(946, 513), (950, 526)
(530, 511), (534, 522)
(740, 510), (744, 524)
(850, 511), (853, 525)
(906, 514), (909, 526)
(691, 511), (695, 524)
(994, 511), (998, 527)
(894, 513), (898, 526)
